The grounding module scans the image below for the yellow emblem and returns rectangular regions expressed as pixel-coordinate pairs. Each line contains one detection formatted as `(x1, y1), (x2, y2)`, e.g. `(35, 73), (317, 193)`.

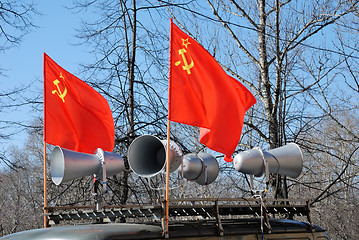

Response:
(175, 38), (194, 74)
(52, 73), (67, 103)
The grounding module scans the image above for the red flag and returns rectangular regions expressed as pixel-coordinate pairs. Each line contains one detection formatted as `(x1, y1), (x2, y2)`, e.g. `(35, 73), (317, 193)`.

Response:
(43, 53), (115, 153)
(168, 20), (256, 162)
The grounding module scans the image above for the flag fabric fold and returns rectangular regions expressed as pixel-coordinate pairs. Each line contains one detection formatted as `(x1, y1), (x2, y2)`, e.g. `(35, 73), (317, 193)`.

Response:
(168, 20), (256, 162)
(43, 53), (115, 154)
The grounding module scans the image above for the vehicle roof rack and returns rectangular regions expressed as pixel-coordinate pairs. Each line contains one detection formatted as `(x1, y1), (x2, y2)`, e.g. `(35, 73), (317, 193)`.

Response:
(45, 197), (314, 235)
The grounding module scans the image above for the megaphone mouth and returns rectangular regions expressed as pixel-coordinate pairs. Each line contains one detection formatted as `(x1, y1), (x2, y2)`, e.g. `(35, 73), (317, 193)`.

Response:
(50, 146), (66, 185)
(128, 135), (166, 178)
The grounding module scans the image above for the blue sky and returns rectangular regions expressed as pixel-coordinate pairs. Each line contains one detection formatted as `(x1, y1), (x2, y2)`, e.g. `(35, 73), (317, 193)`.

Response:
(1, 1), (92, 149)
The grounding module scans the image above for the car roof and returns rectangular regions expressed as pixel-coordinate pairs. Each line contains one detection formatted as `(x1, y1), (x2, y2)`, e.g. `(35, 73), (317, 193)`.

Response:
(0, 223), (163, 240)
(0, 218), (326, 240)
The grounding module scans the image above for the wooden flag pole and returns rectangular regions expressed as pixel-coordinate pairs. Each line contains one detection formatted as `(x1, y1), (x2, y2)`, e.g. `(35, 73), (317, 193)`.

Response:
(165, 19), (173, 237)
(164, 119), (171, 237)
(43, 141), (48, 228)
(43, 52), (48, 228)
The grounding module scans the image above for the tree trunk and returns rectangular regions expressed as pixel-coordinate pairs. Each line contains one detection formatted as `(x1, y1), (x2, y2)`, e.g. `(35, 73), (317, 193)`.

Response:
(120, 0), (137, 220)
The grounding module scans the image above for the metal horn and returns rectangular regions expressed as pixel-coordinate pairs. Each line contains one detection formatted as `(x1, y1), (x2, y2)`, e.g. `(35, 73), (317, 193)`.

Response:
(233, 143), (303, 178)
(233, 148), (265, 177)
(50, 146), (124, 185)
(180, 153), (219, 185)
(264, 143), (303, 178)
(128, 135), (183, 178)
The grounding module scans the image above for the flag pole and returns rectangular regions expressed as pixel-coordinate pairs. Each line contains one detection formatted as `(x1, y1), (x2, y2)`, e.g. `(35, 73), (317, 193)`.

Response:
(164, 19), (173, 237)
(43, 141), (48, 228)
(43, 53), (48, 228)
(164, 119), (171, 237)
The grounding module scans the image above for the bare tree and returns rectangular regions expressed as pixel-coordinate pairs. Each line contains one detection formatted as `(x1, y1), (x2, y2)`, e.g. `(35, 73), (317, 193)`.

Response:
(164, 0), (358, 198)
(0, 0), (39, 166)
(69, 0), (177, 206)
(292, 107), (359, 238)
(163, 1), (359, 237)
(0, 0), (38, 52)
(0, 134), (44, 236)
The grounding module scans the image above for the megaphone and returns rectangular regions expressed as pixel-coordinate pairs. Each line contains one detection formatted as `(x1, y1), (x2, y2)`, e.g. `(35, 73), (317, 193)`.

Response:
(50, 146), (124, 185)
(233, 148), (265, 177)
(233, 143), (303, 178)
(128, 135), (183, 178)
(180, 153), (219, 185)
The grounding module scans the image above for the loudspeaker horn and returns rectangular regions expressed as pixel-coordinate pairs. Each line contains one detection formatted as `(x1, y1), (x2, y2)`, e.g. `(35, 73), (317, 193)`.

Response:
(180, 153), (219, 185)
(233, 143), (303, 178)
(264, 143), (303, 178)
(50, 146), (124, 185)
(128, 135), (183, 178)
(233, 148), (265, 177)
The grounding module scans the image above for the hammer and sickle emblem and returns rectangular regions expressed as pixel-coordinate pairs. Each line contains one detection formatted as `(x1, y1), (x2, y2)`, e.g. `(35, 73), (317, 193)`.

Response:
(175, 38), (194, 75)
(175, 48), (194, 74)
(52, 73), (67, 103)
